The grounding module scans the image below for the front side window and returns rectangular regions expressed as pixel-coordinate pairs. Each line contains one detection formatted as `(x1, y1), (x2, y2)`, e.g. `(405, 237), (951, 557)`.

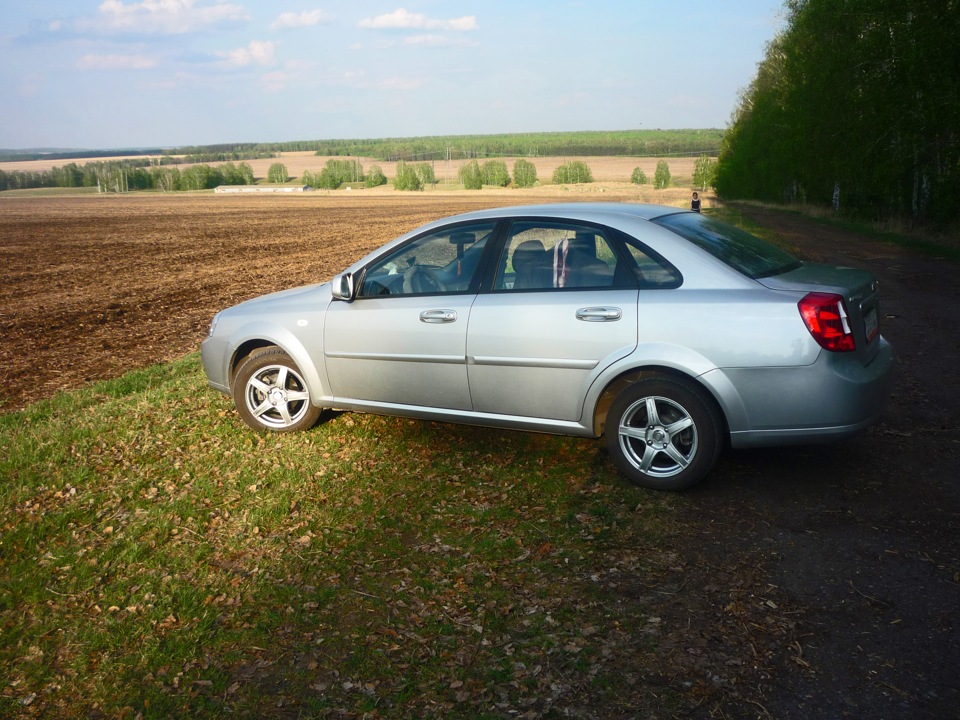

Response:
(358, 222), (495, 297)
(494, 221), (625, 291)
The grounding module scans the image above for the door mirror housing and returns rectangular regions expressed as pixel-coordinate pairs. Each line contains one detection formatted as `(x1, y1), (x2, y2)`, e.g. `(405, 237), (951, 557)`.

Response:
(332, 272), (355, 301)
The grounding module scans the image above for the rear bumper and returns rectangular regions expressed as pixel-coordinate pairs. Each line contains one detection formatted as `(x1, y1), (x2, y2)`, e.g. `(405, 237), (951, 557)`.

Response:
(720, 337), (894, 448)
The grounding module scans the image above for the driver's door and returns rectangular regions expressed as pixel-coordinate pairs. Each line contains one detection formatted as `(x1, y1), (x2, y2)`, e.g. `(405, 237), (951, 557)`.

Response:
(323, 222), (495, 411)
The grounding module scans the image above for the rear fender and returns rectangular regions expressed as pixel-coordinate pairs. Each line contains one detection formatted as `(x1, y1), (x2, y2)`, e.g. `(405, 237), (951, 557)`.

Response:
(587, 343), (748, 437)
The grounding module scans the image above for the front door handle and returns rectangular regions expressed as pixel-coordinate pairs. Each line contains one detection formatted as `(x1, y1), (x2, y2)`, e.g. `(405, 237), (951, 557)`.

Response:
(420, 309), (458, 324)
(576, 306), (622, 322)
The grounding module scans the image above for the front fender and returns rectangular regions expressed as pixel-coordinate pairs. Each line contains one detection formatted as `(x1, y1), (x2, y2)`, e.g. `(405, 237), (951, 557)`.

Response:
(226, 321), (332, 406)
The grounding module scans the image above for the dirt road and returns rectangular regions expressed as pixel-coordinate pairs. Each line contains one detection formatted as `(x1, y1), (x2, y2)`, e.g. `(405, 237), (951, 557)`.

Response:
(683, 206), (960, 718)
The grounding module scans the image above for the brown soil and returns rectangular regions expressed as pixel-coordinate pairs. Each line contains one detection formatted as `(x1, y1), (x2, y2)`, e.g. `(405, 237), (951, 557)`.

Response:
(1, 192), (956, 718)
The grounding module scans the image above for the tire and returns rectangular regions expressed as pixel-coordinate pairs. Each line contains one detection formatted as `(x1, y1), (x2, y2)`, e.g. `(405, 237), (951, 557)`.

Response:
(232, 347), (322, 432)
(605, 375), (722, 491)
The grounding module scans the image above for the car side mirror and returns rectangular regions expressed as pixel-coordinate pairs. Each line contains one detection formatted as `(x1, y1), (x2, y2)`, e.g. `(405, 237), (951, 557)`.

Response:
(332, 272), (355, 302)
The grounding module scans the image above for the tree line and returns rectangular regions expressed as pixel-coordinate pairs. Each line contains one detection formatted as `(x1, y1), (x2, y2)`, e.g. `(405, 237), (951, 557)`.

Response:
(304, 129), (723, 162)
(3, 129), (720, 169)
(0, 161), (256, 192)
(716, 0), (959, 225)
(2, 130), (723, 193)
(1, 153), (712, 194)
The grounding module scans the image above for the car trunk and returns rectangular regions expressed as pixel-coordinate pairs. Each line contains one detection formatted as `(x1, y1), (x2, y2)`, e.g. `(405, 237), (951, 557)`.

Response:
(758, 263), (883, 366)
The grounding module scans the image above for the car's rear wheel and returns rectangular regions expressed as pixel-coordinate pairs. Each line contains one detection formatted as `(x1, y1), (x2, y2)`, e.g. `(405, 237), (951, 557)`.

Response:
(232, 347), (321, 432)
(605, 375), (722, 491)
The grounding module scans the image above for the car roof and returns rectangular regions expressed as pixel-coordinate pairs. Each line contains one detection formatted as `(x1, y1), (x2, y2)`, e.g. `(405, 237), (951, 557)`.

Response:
(444, 202), (687, 224)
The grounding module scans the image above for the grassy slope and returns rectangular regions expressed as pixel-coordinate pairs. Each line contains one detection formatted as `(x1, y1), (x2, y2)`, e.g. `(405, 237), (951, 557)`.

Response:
(2, 355), (698, 718)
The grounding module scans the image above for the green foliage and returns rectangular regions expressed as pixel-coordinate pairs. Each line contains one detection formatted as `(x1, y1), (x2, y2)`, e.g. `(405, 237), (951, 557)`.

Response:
(0, 129), (725, 194)
(513, 158), (538, 188)
(295, 129), (723, 161)
(653, 161), (671, 189)
(630, 167), (648, 185)
(552, 161), (594, 184)
(303, 159), (365, 189)
(267, 162), (289, 184)
(692, 155), (717, 190)
(365, 164), (387, 188)
(458, 160), (483, 190)
(218, 162), (255, 186)
(393, 160), (423, 191)
(481, 160), (511, 187)
(716, 0), (960, 224)
(415, 162), (436, 185)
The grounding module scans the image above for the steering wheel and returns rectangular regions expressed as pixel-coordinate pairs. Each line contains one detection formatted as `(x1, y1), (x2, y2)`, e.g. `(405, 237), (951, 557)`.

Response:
(402, 266), (445, 294)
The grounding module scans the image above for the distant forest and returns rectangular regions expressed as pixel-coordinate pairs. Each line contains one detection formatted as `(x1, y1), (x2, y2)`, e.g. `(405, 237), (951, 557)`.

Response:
(0, 129), (722, 192)
(717, 0), (959, 225)
(1, 129), (722, 165)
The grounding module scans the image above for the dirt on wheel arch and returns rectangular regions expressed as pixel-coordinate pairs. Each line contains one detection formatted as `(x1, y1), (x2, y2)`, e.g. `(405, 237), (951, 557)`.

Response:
(665, 204), (959, 718)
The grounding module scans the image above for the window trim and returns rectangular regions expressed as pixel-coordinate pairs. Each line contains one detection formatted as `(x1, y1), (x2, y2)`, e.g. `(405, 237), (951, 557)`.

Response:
(355, 219), (503, 298)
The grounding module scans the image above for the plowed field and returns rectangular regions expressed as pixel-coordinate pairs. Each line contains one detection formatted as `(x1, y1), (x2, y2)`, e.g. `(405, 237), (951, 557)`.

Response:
(0, 185), (693, 410)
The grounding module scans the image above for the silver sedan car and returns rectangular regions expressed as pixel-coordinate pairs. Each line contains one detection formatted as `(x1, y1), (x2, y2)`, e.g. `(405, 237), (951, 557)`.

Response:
(201, 203), (893, 490)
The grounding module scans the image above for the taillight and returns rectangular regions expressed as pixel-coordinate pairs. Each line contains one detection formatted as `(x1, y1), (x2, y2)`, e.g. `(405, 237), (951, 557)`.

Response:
(798, 293), (855, 352)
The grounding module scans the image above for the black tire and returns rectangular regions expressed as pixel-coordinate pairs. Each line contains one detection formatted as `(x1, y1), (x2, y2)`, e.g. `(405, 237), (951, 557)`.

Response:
(232, 347), (322, 433)
(605, 375), (722, 491)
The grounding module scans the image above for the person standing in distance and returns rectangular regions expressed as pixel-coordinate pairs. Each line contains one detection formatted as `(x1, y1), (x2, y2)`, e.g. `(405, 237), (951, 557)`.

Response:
(691, 191), (701, 212)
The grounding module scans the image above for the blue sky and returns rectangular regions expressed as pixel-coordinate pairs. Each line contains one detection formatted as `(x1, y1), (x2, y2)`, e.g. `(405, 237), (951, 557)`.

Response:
(0, 1), (785, 150)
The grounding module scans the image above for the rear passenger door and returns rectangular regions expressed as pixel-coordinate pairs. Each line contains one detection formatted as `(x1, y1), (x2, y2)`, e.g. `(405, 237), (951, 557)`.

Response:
(466, 220), (639, 422)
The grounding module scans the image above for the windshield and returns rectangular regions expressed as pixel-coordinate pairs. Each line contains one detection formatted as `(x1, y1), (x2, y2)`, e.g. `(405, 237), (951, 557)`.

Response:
(652, 213), (802, 279)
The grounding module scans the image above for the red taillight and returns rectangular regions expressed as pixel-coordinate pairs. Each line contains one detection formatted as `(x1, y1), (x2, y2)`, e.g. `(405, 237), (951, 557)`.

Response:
(798, 292), (856, 352)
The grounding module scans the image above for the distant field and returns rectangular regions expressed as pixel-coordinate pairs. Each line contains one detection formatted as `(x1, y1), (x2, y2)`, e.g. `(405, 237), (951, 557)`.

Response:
(0, 151), (700, 186)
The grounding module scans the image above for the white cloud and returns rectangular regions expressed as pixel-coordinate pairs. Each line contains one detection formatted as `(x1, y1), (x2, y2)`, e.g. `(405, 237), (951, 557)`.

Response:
(359, 8), (478, 32)
(403, 34), (477, 47)
(216, 40), (276, 67)
(271, 10), (332, 31)
(90, 0), (248, 35)
(77, 53), (159, 70)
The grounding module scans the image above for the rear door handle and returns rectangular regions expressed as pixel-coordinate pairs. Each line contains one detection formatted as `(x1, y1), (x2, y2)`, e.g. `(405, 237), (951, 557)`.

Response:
(419, 309), (458, 324)
(576, 306), (622, 322)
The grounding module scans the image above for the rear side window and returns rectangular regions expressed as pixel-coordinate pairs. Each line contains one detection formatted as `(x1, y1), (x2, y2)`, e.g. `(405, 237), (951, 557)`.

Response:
(653, 213), (801, 279)
(619, 234), (683, 289)
(494, 221), (627, 291)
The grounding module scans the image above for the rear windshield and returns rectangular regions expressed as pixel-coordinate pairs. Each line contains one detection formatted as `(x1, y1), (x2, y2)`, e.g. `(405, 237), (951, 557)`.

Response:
(652, 213), (802, 279)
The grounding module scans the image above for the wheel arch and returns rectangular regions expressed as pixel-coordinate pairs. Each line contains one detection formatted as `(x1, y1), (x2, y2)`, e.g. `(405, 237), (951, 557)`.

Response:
(591, 365), (732, 443)
(226, 326), (328, 405)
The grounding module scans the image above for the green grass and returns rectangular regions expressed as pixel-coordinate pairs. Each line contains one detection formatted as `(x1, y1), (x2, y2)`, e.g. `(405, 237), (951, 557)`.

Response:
(1, 355), (691, 718)
(0, 186), (101, 197)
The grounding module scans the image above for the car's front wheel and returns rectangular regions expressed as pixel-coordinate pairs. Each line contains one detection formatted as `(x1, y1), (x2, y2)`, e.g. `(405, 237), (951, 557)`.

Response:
(232, 347), (322, 432)
(605, 375), (722, 491)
